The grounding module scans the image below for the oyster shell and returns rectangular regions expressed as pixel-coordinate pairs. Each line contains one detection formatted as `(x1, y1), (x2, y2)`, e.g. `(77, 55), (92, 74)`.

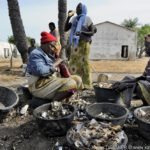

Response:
(96, 112), (115, 119)
(137, 108), (146, 116)
(137, 109), (150, 122)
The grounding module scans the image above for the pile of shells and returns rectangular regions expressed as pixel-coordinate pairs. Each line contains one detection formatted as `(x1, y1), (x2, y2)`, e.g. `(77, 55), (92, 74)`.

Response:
(96, 112), (116, 119)
(63, 98), (91, 111)
(63, 98), (91, 122)
(38, 101), (72, 119)
(67, 119), (125, 150)
(137, 109), (150, 122)
(73, 111), (89, 123)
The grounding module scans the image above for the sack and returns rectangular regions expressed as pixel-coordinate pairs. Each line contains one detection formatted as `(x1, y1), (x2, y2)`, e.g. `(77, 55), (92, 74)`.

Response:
(59, 63), (71, 78)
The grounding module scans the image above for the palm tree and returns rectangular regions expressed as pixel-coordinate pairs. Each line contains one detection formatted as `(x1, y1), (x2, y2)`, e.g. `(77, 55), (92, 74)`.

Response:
(58, 0), (67, 59)
(121, 17), (139, 30)
(7, 0), (28, 63)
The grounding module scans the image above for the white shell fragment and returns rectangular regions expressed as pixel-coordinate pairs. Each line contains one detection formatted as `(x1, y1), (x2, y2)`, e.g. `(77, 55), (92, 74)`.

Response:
(41, 112), (47, 118)
(96, 112), (115, 119)
(20, 104), (29, 115)
(137, 108), (150, 122)
(138, 108), (146, 116)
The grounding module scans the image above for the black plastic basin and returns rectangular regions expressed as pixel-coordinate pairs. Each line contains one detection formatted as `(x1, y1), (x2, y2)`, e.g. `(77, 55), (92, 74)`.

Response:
(33, 103), (76, 137)
(94, 85), (120, 103)
(0, 86), (19, 112)
(134, 106), (150, 141)
(86, 103), (129, 126)
(30, 96), (50, 108)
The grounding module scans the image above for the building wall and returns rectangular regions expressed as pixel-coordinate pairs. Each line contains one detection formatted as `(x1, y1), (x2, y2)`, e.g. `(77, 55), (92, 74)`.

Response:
(0, 42), (19, 58)
(90, 22), (137, 60)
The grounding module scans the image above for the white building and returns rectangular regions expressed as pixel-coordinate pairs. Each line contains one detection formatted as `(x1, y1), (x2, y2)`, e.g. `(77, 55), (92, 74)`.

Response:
(0, 42), (19, 58)
(90, 21), (137, 60)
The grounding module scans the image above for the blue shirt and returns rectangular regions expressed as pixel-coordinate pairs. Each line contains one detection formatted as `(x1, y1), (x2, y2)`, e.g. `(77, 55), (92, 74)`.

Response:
(27, 48), (56, 77)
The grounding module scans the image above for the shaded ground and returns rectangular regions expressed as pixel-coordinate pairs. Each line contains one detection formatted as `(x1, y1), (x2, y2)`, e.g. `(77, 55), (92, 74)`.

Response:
(0, 89), (149, 150)
(0, 57), (150, 149)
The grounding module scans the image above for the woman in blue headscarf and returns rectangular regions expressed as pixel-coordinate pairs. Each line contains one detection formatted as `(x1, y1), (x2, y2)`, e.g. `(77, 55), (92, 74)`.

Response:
(65, 3), (97, 89)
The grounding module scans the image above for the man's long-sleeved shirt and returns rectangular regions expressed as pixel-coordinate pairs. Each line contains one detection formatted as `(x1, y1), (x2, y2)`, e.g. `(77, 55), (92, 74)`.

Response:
(27, 48), (56, 77)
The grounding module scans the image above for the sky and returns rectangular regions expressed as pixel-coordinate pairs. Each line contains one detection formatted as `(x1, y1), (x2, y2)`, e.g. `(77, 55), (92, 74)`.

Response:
(0, 0), (150, 44)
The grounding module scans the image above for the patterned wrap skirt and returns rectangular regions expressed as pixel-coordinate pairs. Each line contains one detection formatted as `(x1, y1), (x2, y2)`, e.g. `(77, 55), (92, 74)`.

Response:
(28, 75), (83, 99)
(69, 40), (92, 89)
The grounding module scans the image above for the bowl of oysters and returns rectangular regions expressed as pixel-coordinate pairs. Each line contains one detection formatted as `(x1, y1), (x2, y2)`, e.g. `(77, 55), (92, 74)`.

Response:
(67, 119), (128, 150)
(86, 103), (128, 126)
(93, 81), (120, 103)
(134, 106), (150, 140)
(33, 101), (76, 136)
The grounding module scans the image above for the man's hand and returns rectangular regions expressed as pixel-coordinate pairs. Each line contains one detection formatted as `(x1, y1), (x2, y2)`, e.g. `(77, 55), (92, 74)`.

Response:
(53, 58), (63, 67)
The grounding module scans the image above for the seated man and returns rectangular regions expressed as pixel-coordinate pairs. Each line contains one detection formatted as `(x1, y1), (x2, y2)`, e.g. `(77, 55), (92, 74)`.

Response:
(26, 32), (83, 101)
(112, 59), (150, 107)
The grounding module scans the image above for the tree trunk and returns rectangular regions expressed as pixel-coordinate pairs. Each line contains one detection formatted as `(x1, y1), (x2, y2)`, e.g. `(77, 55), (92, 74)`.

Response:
(9, 43), (13, 68)
(7, 0), (28, 63)
(58, 0), (67, 59)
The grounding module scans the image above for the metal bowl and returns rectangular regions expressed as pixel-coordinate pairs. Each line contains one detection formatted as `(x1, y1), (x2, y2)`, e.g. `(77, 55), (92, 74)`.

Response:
(33, 103), (76, 137)
(134, 106), (150, 141)
(86, 103), (129, 126)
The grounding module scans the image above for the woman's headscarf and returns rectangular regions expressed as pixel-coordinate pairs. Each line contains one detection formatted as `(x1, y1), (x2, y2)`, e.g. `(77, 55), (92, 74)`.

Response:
(69, 3), (87, 48)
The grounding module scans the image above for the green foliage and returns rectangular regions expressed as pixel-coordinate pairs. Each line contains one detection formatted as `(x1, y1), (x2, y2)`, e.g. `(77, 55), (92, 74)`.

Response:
(7, 35), (36, 45)
(8, 35), (16, 44)
(137, 24), (150, 48)
(121, 17), (139, 31)
(121, 18), (150, 49)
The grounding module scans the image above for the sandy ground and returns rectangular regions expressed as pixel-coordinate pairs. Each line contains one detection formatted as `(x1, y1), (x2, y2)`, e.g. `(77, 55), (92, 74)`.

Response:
(0, 57), (149, 86)
(90, 57), (149, 73)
